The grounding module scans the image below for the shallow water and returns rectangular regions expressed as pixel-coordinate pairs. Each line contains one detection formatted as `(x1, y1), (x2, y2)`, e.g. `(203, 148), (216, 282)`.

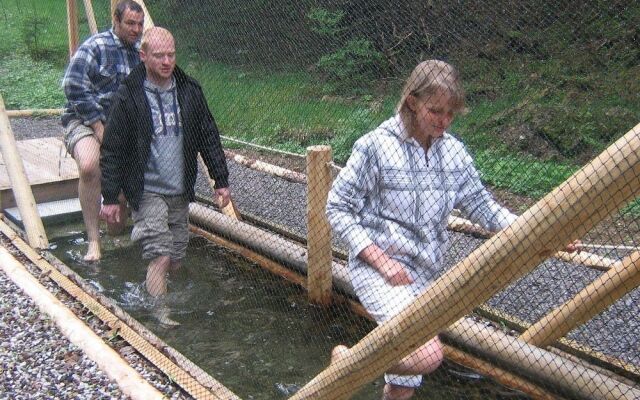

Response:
(49, 225), (531, 400)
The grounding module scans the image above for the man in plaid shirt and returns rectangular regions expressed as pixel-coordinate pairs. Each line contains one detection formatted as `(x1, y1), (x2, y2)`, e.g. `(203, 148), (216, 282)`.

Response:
(61, 0), (144, 261)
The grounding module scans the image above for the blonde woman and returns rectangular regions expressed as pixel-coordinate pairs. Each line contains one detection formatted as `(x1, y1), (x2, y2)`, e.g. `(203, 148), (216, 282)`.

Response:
(326, 60), (517, 400)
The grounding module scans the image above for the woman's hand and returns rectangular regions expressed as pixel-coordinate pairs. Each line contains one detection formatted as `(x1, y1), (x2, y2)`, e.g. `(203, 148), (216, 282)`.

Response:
(359, 244), (413, 286)
(379, 258), (414, 286)
(565, 239), (582, 253)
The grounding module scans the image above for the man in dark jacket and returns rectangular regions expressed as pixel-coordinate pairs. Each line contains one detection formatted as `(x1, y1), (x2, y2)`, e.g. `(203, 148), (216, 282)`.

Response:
(100, 27), (230, 318)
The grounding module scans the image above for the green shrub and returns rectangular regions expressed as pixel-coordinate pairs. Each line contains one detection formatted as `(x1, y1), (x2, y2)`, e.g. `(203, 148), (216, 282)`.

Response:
(306, 7), (344, 37)
(316, 39), (386, 92)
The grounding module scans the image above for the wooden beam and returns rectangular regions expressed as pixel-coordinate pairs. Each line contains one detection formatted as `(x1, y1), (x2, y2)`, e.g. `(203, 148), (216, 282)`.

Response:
(448, 214), (617, 271)
(0, 179), (78, 209)
(289, 122), (640, 399)
(444, 319), (640, 400)
(189, 203), (353, 294)
(6, 109), (64, 118)
(0, 95), (48, 249)
(66, 0), (79, 58)
(443, 346), (561, 400)
(521, 251), (640, 347)
(306, 145), (333, 305)
(224, 150), (307, 184)
(0, 217), (241, 400)
(82, 0), (98, 35)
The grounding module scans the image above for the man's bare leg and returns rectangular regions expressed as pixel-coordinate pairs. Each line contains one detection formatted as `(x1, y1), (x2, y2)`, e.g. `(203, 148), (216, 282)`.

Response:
(146, 255), (170, 297)
(73, 137), (102, 261)
(147, 255), (181, 327)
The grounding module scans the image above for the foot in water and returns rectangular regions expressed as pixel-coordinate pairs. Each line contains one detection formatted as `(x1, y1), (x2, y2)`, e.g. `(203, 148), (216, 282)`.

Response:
(83, 241), (101, 262)
(153, 305), (181, 328)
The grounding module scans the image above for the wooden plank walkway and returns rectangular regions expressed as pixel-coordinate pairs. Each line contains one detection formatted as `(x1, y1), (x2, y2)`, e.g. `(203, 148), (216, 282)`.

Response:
(0, 137), (78, 209)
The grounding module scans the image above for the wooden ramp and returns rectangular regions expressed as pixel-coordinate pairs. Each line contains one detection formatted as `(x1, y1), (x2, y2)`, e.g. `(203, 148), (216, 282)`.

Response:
(0, 137), (78, 209)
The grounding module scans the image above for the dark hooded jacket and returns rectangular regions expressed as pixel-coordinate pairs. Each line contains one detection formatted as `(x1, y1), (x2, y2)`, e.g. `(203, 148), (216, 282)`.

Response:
(101, 63), (229, 210)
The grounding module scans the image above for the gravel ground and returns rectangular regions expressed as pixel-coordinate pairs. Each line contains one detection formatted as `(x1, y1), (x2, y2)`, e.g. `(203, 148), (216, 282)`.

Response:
(0, 239), (188, 399)
(3, 117), (639, 398)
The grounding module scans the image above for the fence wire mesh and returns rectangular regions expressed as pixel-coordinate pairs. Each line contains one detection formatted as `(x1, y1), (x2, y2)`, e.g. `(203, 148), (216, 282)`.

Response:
(0, 0), (639, 399)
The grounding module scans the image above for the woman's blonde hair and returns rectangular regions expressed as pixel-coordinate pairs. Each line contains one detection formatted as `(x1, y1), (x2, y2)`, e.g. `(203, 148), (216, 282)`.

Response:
(397, 60), (465, 136)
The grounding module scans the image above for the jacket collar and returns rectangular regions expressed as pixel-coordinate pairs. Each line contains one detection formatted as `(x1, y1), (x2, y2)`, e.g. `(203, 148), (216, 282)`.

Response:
(383, 114), (446, 148)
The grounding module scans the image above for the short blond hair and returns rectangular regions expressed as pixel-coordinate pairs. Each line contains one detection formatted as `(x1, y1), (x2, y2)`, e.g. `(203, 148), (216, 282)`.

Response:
(140, 27), (174, 52)
(397, 60), (465, 136)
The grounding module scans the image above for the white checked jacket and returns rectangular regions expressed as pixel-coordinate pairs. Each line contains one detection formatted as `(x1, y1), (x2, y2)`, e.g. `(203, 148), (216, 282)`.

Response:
(327, 115), (516, 275)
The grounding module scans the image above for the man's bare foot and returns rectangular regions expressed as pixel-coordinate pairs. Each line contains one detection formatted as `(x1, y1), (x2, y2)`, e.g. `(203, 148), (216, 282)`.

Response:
(153, 306), (181, 328)
(331, 344), (349, 365)
(83, 241), (101, 261)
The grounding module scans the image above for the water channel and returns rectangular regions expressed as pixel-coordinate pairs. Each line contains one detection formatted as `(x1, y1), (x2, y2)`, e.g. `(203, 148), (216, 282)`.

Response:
(47, 220), (531, 399)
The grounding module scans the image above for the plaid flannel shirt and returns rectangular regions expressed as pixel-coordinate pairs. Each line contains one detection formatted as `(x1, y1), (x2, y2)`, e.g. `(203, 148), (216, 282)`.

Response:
(61, 29), (140, 127)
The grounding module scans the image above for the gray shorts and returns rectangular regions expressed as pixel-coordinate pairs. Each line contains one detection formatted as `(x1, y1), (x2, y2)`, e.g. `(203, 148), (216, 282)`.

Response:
(63, 119), (97, 156)
(131, 192), (189, 261)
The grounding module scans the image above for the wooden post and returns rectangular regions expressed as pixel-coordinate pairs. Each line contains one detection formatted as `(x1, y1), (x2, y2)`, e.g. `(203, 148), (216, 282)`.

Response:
(520, 251), (640, 347)
(306, 145), (333, 305)
(82, 0), (98, 35)
(110, 0), (118, 26)
(66, 0), (79, 58)
(0, 95), (48, 249)
(290, 123), (640, 399)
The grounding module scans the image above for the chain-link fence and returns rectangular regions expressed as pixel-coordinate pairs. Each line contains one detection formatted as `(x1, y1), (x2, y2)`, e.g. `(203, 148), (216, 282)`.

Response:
(0, 0), (639, 399)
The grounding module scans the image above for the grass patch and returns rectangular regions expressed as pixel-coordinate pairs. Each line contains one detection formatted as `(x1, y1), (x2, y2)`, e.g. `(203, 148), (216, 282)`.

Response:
(182, 58), (393, 161)
(474, 151), (576, 198)
(0, 53), (65, 109)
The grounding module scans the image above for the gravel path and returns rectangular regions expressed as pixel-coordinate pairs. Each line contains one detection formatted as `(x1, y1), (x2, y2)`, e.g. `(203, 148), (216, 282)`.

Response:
(0, 240), (188, 399)
(3, 117), (639, 398)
